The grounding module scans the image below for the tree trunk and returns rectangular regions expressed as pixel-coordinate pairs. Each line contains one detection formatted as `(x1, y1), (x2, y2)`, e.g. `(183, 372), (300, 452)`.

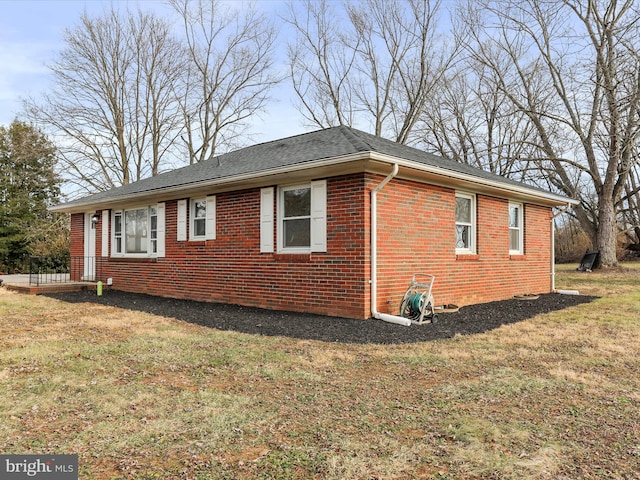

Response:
(596, 197), (618, 267)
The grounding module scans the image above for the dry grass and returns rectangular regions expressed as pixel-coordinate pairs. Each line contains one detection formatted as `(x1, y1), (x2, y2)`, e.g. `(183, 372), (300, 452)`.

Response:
(1, 263), (639, 479)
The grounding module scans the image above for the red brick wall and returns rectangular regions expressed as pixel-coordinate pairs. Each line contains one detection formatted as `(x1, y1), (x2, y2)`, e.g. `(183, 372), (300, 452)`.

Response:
(372, 174), (552, 315)
(78, 173), (553, 319)
(99, 175), (370, 319)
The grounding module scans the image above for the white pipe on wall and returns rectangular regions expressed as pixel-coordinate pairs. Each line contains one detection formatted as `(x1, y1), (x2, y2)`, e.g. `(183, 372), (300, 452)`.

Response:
(370, 164), (411, 326)
(376, 312), (412, 326)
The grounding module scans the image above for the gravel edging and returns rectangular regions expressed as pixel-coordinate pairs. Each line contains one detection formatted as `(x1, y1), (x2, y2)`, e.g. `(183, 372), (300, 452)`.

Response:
(44, 290), (597, 345)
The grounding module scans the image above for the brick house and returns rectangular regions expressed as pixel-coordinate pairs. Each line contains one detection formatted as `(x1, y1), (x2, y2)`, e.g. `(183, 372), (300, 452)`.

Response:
(52, 126), (577, 320)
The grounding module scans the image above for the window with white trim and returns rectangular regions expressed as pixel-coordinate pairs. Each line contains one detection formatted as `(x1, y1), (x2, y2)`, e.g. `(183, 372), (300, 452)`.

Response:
(150, 206), (158, 254)
(191, 198), (207, 240)
(509, 202), (523, 254)
(111, 204), (164, 257)
(113, 211), (122, 254)
(187, 195), (216, 241)
(274, 180), (326, 253)
(281, 185), (311, 248)
(125, 208), (148, 254)
(455, 192), (476, 254)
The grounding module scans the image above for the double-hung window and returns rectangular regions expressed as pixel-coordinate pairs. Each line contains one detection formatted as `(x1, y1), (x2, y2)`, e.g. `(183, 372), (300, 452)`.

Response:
(111, 204), (165, 257)
(149, 206), (158, 254)
(455, 192), (476, 254)
(113, 211), (123, 254)
(509, 202), (523, 254)
(281, 186), (311, 248)
(191, 198), (207, 240)
(261, 180), (326, 253)
(183, 196), (216, 241)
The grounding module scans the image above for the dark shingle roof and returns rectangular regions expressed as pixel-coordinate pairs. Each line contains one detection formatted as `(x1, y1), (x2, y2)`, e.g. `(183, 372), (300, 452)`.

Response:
(55, 126), (569, 209)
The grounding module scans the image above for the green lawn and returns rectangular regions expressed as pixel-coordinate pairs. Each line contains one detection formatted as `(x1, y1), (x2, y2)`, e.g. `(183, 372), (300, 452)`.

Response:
(1, 263), (639, 479)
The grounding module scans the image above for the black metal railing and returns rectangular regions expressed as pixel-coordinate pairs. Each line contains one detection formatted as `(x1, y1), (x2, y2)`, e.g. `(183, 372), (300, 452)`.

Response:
(29, 256), (104, 285)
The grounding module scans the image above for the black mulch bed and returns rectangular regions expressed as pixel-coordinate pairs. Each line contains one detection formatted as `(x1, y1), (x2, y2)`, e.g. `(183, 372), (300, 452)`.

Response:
(44, 290), (597, 345)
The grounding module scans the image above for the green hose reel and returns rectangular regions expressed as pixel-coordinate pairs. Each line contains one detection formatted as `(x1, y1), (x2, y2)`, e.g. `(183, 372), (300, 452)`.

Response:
(398, 274), (438, 324)
(406, 292), (425, 313)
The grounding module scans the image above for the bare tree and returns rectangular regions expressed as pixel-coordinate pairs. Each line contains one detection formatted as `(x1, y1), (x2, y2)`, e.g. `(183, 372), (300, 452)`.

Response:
(25, 1), (280, 194)
(25, 7), (185, 194)
(454, 0), (640, 267)
(284, 0), (359, 129)
(350, 0), (459, 143)
(129, 10), (186, 178)
(421, 59), (539, 181)
(285, 0), (459, 144)
(171, 0), (280, 164)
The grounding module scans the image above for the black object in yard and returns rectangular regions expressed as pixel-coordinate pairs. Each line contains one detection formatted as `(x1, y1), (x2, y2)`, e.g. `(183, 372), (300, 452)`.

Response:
(577, 250), (600, 271)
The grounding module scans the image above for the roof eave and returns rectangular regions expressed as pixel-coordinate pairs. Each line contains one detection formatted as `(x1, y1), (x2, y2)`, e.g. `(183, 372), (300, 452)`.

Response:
(368, 153), (578, 207)
(50, 151), (578, 214)
(50, 152), (372, 213)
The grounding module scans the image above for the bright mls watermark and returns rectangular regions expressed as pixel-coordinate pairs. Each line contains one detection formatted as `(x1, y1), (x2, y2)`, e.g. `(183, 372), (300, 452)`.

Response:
(0, 455), (78, 479)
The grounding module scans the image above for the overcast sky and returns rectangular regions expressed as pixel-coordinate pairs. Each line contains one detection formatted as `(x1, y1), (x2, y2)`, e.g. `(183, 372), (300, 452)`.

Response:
(0, 0), (309, 143)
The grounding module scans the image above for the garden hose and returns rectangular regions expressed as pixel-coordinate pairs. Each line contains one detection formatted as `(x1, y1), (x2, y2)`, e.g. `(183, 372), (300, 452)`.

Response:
(407, 292), (425, 313)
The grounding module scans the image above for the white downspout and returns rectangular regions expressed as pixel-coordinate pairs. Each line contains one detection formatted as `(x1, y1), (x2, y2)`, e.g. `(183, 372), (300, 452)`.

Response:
(551, 203), (572, 293)
(370, 164), (412, 326)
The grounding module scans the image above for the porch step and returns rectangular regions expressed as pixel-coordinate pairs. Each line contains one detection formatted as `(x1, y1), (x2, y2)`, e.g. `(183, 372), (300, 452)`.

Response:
(3, 282), (97, 295)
